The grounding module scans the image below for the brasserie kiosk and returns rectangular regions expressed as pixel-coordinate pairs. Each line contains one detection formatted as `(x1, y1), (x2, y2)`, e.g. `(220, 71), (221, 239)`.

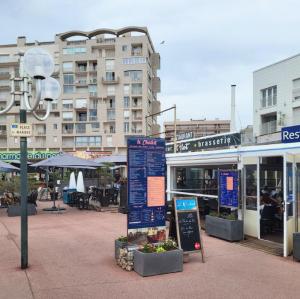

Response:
(166, 130), (300, 257)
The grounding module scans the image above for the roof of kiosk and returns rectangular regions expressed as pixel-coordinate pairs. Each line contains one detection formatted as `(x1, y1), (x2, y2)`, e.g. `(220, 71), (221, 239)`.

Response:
(166, 142), (300, 165)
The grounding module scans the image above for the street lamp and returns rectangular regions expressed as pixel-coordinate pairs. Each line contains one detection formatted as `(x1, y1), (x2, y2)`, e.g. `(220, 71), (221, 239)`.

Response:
(0, 48), (60, 269)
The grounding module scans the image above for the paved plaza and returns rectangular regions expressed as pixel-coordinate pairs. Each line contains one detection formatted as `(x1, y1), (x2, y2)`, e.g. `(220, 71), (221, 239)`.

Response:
(0, 201), (300, 299)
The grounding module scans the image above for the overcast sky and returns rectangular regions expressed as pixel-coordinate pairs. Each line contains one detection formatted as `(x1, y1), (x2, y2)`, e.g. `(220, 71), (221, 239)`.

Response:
(1, 0), (300, 129)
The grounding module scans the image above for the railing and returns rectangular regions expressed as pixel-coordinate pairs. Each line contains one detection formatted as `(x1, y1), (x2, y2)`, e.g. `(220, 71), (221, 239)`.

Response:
(96, 38), (116, 44)
(89, 92), (97, 97)
(62, 130), (73, 134)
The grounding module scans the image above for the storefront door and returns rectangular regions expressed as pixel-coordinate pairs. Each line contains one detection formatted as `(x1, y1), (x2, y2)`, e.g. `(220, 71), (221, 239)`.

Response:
(283, 154), (296, 257)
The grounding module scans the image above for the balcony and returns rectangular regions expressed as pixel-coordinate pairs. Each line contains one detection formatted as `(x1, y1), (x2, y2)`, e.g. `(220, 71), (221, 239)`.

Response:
(102, 76), (119, 85)
(36, 131), (46, 136)
(0, 56), (18, 67)
(76, 124), (86, 134)
(0, 129), (7, 136)
(151, 100), (161, 114)
(152, 77), (161, 93)
(75, 101), (87, 110)
(0, 72), (10, 79)
(75, 66), (87, 74)
(96, 38), (116, 44)
(62, 129), (74, 135)
(150, 53), (160, 69)
(89, 78), (97, 84)
(75, 80), (88, 87)
(131, 128), (143, 134)
(89, 92), (98, 98)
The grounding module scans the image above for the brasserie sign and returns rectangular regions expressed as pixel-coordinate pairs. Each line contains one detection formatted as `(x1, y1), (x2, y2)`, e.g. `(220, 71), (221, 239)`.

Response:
(166, 132), (241, 153)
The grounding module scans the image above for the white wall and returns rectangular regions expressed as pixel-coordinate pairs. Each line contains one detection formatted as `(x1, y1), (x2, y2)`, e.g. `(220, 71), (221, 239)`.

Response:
(253, 54), (300, 139)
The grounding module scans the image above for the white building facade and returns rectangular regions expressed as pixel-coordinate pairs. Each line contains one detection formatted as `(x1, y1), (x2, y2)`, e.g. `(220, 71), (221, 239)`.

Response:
(253, 54), (300, 143)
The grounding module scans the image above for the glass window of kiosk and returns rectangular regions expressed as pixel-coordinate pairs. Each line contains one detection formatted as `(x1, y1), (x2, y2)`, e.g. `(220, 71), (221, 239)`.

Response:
(245, 165), (257, 210)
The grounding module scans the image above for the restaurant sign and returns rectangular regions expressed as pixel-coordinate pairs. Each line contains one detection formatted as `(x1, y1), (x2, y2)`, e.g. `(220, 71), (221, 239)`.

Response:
(0, 151), (60, 161)
(281, 125), (300, 143)
(166, 132), (241, 153)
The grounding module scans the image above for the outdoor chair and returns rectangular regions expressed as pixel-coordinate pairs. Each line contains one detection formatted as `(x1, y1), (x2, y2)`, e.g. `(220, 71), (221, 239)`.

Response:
(77, 192), (89, 210)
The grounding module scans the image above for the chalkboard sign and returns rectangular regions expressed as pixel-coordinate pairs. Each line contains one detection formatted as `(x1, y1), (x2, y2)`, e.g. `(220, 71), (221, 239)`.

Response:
(174, 198), (204, 262)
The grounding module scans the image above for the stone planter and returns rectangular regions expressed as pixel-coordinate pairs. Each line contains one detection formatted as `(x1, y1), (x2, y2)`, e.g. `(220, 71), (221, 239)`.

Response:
(7, 203), (37, 217)
(205, 215), (243, 241)
(293, 233), (300, 261)
(115, 239), (128, 260)
(134, 249), (183, 277)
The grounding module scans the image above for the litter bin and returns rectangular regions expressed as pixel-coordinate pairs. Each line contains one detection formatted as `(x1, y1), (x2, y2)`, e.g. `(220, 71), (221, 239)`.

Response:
(63, 188), (76, 204)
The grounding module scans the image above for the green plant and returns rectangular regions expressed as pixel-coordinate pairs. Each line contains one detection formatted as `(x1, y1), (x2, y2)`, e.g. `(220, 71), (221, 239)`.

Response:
(140, 243), (156, 253)
(155, 246), (166, 253)
(209, 211), (219, 217)
(118, 236), (128, 242)
(223, 213), (236, 220)
(162, 239), (177, 251)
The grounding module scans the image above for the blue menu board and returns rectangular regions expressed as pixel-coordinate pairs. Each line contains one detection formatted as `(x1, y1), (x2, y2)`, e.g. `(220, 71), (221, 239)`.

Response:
(127, 137), (166, 230)
(219, 170), (239, 208)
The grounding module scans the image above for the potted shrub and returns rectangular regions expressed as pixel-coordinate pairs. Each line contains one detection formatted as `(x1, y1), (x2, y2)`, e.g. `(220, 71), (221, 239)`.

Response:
(205, 212), (243, 241)
(115, 236), (128, 260)
(134, 239), (183, 277)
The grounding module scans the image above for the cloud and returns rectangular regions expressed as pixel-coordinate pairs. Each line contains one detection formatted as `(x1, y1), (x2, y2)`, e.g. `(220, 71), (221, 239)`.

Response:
(1, 0), (300, 130)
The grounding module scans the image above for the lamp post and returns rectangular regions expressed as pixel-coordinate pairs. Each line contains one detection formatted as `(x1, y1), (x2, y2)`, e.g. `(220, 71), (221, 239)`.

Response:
(0, 48), (60, 269)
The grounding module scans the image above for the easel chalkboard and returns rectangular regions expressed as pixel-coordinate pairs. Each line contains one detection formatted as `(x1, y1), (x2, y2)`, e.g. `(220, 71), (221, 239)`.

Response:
(174, 197), (204, 262)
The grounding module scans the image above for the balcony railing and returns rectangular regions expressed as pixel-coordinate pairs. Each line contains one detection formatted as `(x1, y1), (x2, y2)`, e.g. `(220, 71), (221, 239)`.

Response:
(62, 129), (73, 134)
(102, 77), (119, 84)
(132, 128), (142, 133)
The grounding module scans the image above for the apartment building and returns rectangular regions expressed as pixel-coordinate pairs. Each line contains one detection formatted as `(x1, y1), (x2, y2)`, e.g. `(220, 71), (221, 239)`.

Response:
(0, 27), (161, 156)
(164, 119), (230, 142)
(253, 53), (300, 143)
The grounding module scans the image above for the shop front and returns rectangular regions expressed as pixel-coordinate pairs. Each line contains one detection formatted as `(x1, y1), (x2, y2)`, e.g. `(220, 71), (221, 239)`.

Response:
(166, 142), (300, 257)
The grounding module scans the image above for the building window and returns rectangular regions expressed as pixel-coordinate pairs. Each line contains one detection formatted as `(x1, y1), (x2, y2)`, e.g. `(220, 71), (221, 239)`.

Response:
(124, 122), (130, 133)
(53, 124), (58, 130)
(105, 72), (115, 81)
(62, 111), (73, 121)
(109, 125), (115, 133)
(107, 109), (115, 120)
(106, 136), (113, 147)
(91, 122), (100, 131)
(76, 123), (86, 134)
(89, 85), (97, 96)
(63, 85), (75, 94)
(0, 55), (9, 62)
(107, 86), (115, 96)
(89, 109), (97, 121)
(75, 98), (87, 109)
(124, 110), (130, 120)
(261, 113), (277, 135)
(122, 57), (147, 65)
(90, 99), (98, 109)
(261, 86), (277, 108)
(124, 84), (130, 95)
(62, 123), (74, 134)
(63, 73), (74, 85)
(122, 45), (128, 51)
(132, 83), (142, 95)
(63, 62), (73, 71)
(105, 59), (115, 71)
(63, 47), (86, 55)
(124, 96), (130, 108)
(131, 44), (143, 56)
(124, 70), (142, 81)
(62, 99), (73, 109)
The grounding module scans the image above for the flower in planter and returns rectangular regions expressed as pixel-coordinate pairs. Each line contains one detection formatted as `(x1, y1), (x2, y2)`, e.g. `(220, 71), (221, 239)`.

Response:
(118, 236), (128, 242)
(194, 242), (201, 250)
